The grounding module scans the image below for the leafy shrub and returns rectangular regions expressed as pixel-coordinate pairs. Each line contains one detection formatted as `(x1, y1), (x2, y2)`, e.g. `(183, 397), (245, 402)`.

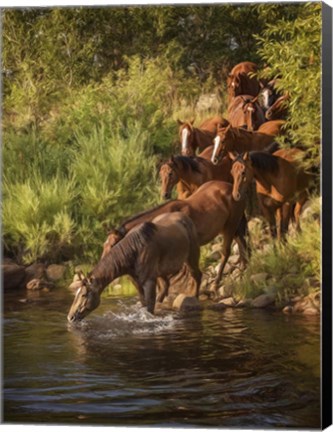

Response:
(256, 3), (321, 172)
(2, 175), (76, 263)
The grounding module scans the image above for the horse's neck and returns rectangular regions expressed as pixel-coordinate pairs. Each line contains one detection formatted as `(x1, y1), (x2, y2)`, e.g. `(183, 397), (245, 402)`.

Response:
(229, 130), (254, 151)
(176, 163), (205, 186)
(92, 252), (131, 291)
(194, 128), (214, 149)
(234, 129), (271, 151)
(252, 167), (277, 192)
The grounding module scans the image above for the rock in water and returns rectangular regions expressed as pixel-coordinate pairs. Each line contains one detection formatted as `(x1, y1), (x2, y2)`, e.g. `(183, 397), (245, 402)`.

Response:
(172, 294), (202, 312)
(252, 294), (275, 308)
(2, 263), (26, 290)
(46, 264), (66, 281)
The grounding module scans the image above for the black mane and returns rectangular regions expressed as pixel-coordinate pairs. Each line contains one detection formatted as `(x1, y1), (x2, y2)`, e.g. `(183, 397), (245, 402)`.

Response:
(249, 151), (279, 173)
(93, 222), (157, 279)
(171, 155), (202, 174)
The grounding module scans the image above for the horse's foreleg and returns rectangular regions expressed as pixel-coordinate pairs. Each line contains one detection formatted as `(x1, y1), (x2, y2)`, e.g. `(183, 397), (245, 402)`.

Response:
(143, 279), (157, 314)
(294, 192), (308, 233)
(276, 207), (282, 241)
(212, 233), (233, 297)
(257, 194), (277, 238)
(156, 277), (169, 303)
(187, 248), (202, 298)
(234, 214), (251, 266)
(281, 202), (292, 240)
(263, 206), (277, 238)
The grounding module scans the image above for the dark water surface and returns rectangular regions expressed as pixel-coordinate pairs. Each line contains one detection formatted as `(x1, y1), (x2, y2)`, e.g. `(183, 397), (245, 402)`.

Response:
(3, 288), (320, 428)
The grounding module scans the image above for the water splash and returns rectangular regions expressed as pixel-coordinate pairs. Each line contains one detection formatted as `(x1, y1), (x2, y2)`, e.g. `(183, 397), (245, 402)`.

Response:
(68, 301), (176, 339)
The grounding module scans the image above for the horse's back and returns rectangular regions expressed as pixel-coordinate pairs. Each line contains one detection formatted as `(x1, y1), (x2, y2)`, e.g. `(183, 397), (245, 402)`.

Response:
(187, 180), (233, 205)
(258, 119), (286, 136)
(230, 61), (258, 76)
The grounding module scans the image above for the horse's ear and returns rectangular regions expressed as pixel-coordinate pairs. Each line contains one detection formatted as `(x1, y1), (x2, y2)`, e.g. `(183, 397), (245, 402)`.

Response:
(243, 152), (249, 161)
(221, 118), (229, 128)
(190, 118), (195, 125)
(228, 151), (238, 161)
(76, 270), (85, 281)
(177, 119), (183, 126)
(251, 95), (258, 103)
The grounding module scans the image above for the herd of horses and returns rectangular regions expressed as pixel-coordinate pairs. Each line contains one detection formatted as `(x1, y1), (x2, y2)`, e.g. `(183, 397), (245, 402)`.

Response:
(68, 61), (315, 323)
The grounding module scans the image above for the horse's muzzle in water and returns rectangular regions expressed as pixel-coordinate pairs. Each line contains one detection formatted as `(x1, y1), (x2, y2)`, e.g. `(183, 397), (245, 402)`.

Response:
(67, 312), (82, 323)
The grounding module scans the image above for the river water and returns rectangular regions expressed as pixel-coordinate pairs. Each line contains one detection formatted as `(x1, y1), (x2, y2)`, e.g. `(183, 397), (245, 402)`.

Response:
(3, 287), (321, 428)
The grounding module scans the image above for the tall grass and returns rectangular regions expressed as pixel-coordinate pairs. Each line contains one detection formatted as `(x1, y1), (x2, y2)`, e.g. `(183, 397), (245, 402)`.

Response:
(2, 175), (77, 263)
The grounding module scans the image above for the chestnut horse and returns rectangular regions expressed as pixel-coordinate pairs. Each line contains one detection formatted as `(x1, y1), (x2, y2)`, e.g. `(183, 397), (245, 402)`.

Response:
(229, 150), (313, 240)
(68, 212), (202, 320)
(178, 116), (229, 156)
(211, 121), (285, 164)
(265, 94), (289, 120)
(227, 95), (266, 131)
(227, 62), (262, 103)
(103, 181), (250, 294)
(159, 154), (233, 199)
(257, 119), (286, 136)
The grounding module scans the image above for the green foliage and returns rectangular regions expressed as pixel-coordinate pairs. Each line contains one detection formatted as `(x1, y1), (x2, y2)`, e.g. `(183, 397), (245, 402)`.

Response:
(256, 3), (321, 171)
(2, 3), (321, 269)
(2, 175), (76, 263)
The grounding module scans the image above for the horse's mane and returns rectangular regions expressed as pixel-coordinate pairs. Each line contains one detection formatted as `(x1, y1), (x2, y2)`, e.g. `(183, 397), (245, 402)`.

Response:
(249, 151), (279, 173)
(93, 222), (157, 278)
(171, 156), (202, 174)
(229, 126), (254, 138)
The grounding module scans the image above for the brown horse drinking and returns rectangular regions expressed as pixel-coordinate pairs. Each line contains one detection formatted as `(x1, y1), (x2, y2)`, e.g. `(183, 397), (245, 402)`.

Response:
(227, 95), (266, 131)
(178, 116), (229, 156)
(211, 121), (285, 164)
(229, 150), (313, 239)
(103, 181), (250, 294)
(68, 212), (202, 321)
(159, 154), (233, 199)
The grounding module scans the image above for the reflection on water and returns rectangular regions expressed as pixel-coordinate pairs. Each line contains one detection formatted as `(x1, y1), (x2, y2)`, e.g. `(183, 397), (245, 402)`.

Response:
(3, 288), (320, 428)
